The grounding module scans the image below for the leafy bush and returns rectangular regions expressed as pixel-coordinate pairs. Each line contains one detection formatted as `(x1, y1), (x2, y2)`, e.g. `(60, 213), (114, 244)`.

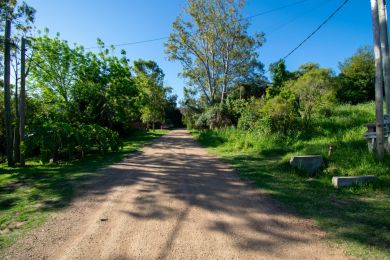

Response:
(259, 96), (300, 135)
(237, 98), (263, 130)
(195, 105), (232, 129)
(25, 122), (122, 162)
(225, 98), (249, 126)
(284, 66), (336, 126)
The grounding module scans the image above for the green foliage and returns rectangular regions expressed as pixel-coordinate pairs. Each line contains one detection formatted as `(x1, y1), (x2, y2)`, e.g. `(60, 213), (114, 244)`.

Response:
(285, 65), (336, 125)
(229, 79), (267, 100)
(224, 98), (248, 125)
(165, 0), (265, 105)
(0, 34), (177, 162)
(30, 35), (141, 133)
(30, 34), (80, 106)
(267, 59), (293, 98)
(195, 104), (231, 129)
(164, 95), (183, 128)
(180, 87), (202, 129)
(25, 122), (121, 162)
(133, 59), (171, 129)
(337, 46), (375, 104)
(235, 98), (265, 131)
(259, 95), (300, 134)
(181, 106), (199, 130)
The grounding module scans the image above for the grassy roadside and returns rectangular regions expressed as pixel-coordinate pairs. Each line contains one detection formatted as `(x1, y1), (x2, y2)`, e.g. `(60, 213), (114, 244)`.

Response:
(192, 103), (390, 259)
(0, 129), (168, 251)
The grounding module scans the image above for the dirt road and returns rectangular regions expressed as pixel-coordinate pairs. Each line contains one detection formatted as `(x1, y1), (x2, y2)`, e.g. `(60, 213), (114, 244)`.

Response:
(3, 130), (346, 259)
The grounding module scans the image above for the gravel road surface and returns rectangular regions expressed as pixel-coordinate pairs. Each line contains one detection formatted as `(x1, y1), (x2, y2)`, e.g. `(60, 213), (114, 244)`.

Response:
(3, 130), (346, 259)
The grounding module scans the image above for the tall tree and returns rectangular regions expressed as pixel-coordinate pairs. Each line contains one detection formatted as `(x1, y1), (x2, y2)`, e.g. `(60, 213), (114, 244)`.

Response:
(133, 59), (169, 130)
(2, 1), (13, 165)
(165, 0), (264, 105)
(19, 37), (26, 165)
(30, 33), (79, 108)
(337, 46), (375, 104)
(267, 59), (294, 98)
(11, 37), (20, 162)
(1, 0), (35, 166)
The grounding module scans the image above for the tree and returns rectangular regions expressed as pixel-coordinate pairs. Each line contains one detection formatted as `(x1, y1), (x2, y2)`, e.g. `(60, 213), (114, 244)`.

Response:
(165, 0), (264, 105)
(267, 59), (294, 98)
(286, 65), (336, 125)
(2, 3), (13, 165)
(30, 32), (80, 111)
(133, 59), (169, 130)
(231, 78), (266, 100)
(29, 36), (139, 133)
(1, 0), (35, 166)
(164, 94), (182, 128)
(73, 44), (138, 132)
(337, 46), (375, 104)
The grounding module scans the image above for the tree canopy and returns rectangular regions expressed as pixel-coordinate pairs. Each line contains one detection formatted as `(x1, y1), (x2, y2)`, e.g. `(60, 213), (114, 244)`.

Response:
(337, 46), (375, 104)
(165, 0), (265, 105)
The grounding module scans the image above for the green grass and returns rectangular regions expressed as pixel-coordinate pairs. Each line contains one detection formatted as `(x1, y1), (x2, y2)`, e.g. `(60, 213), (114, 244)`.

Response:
(192, 102), (390, 259)
(0, 129), (167, 251)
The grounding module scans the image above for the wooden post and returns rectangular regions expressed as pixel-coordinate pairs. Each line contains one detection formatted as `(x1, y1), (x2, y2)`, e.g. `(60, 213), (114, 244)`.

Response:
(378, 0), (390, 115)
(19, 37), (27, 166)
(3, 16), (14, 166)
(371, 0), (385, 160)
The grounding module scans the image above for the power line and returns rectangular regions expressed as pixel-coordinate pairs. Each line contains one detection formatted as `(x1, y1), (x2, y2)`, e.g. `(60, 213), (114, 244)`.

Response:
(246, 0), (311, 20)
(84, 0), (312, 50)
(85, 36), (169, 50)
(265, 0), (335, 36)
(281, 0), (351, 61)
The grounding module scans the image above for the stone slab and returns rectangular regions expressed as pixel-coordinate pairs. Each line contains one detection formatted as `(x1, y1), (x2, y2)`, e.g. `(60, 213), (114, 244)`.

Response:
(332, 175), (376, 188)
(290, 155), (323, 174)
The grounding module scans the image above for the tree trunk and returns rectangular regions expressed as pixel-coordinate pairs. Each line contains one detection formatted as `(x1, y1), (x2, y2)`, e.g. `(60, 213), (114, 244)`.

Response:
(4, 18), (14, 166)
(371, 0), (385, 160)
(19, 37), (27, 166)
(14, 50), (20, 163)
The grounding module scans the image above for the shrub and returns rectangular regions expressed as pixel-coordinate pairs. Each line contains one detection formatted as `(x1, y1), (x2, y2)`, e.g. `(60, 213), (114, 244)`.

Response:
(225, 98), (248, 126)
(25, 122), (122, 162)
(285, 66), (336, 126)
(259, 96), (300, 135)
(237, 98), (263, 130)
(195, 105), (231, 129)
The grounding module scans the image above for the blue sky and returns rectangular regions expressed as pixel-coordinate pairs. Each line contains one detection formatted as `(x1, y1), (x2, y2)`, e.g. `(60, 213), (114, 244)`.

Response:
(24, 0), (374, 100)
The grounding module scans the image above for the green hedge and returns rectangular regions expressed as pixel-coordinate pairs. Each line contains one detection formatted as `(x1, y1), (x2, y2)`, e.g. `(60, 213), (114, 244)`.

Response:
(25, 122), (122, 162)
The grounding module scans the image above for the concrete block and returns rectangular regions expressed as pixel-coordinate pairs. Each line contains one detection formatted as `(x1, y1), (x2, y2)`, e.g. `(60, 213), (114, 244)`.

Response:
(290, 155), (323, 174)
(332, 176), (376, 188)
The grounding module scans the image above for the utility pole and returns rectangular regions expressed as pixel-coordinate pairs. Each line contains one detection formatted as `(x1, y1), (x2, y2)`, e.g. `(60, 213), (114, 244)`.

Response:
(3, 10), (14, 166)
(19, 37), (26, 166)
(378, 0), (390, 115)
(371, 0), (385, 160)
